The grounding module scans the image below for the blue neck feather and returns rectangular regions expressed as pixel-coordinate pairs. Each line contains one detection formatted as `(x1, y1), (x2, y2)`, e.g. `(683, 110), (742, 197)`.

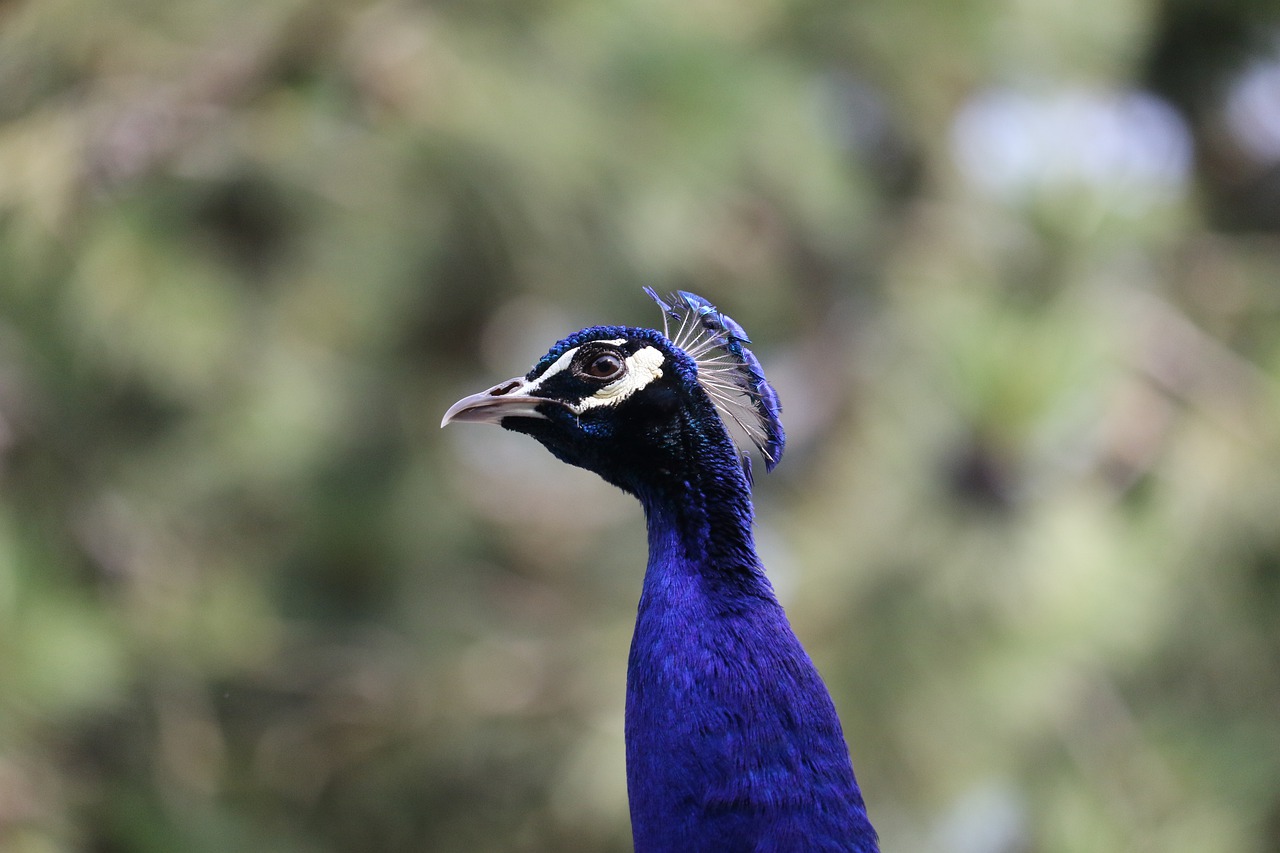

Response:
(624, 406), (878, 852)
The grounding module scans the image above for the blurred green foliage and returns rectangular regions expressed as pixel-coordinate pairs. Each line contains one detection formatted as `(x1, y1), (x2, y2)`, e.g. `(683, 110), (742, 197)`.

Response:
(2, 0), (1280, 850)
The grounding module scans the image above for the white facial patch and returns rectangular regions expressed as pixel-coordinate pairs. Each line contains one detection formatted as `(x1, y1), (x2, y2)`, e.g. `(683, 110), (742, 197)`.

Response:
(571, 345), (665, 412)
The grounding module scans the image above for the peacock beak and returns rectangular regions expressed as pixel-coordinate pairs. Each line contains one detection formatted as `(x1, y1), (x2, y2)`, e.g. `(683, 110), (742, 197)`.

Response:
(440, 377), (554, 427)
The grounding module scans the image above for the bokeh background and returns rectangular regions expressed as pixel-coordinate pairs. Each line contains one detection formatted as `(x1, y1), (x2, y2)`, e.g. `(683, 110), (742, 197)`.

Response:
(3, 0), (1280, 850)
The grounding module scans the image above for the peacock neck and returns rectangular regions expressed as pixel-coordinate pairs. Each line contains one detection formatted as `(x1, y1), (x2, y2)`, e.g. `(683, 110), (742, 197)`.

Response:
(632, 411), (766, 588)
(626, 509), (878, 851)
(624, 424), (878, 852)
(640, 483), (761, 584)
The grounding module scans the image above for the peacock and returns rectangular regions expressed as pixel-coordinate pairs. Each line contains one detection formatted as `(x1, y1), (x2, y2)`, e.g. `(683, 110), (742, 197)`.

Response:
(442, 290), (878, 852)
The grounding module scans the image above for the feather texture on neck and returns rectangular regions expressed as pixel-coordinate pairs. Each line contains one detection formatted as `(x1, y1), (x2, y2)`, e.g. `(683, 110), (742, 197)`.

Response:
(625, 416), (877, 853)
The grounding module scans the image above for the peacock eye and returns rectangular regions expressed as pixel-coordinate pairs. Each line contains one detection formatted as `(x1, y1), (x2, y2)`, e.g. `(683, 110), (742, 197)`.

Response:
(583, 351), (624, 380)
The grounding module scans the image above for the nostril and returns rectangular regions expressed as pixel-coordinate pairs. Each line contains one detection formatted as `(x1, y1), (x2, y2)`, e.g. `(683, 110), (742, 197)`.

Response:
(492, 380), (522, 396)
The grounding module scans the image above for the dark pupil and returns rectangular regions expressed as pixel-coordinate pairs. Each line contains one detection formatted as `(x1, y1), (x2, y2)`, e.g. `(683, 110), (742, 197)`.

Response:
(587, 353), (621, 378)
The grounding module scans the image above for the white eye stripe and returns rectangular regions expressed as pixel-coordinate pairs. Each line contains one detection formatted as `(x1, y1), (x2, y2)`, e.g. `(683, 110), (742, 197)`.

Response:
(521, 346), (580, 396)
(522, 339), (629, 396)
(521, 342), (665, 411)
(570, 346), (665, 412)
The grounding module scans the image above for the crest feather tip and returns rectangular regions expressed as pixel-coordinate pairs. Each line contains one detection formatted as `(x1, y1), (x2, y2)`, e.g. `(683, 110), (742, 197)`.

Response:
(646, 289), (787, 472)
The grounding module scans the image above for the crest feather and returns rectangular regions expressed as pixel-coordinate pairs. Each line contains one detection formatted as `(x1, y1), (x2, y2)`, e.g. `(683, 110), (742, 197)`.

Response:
(644, 288), (786, 472)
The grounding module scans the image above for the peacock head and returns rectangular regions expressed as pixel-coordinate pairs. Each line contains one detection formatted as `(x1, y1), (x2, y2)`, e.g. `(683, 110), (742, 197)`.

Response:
(441, 290), (785, 495)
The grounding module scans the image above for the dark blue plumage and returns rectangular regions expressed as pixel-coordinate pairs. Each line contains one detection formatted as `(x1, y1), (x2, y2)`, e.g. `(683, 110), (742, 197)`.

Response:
(442, 292), (878, 852)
